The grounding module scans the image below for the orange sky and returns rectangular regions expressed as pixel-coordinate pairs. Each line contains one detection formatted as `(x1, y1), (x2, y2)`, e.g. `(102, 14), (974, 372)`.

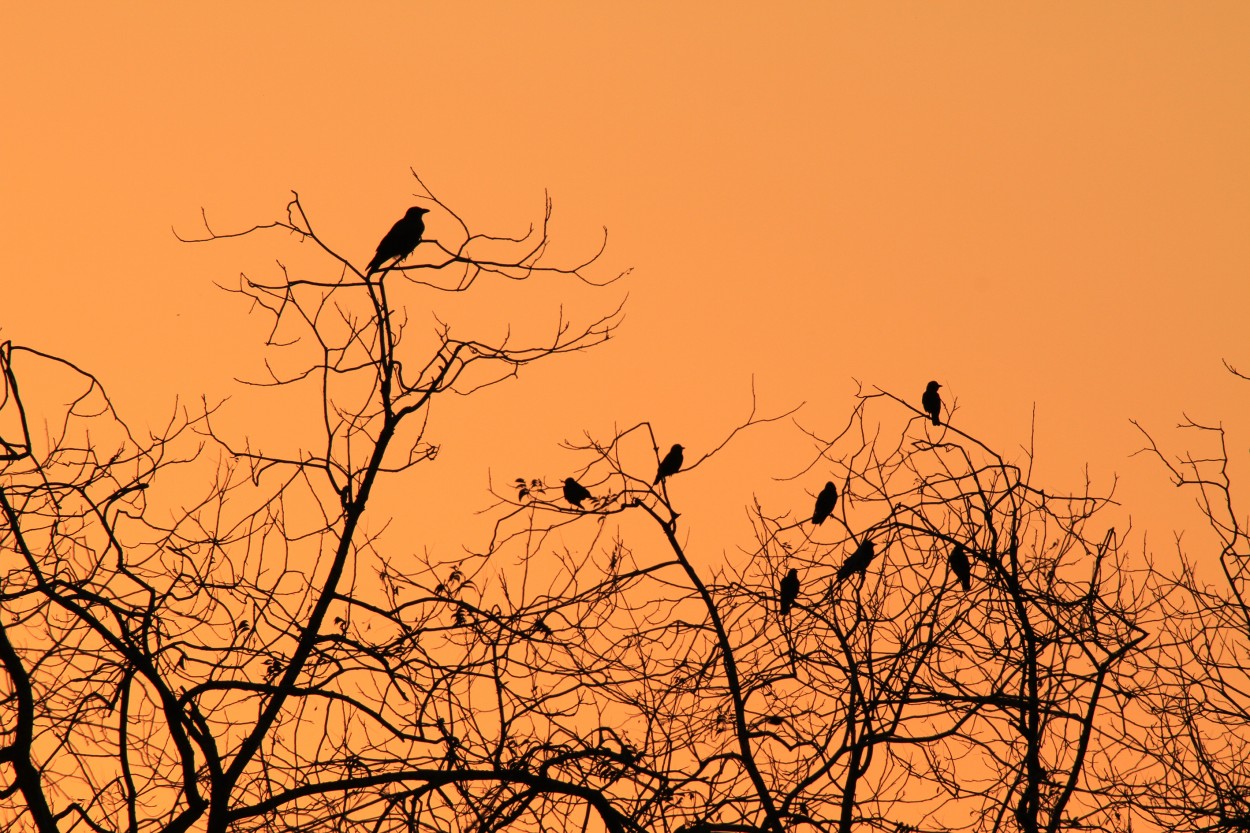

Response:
(3, 4), (1249, 561)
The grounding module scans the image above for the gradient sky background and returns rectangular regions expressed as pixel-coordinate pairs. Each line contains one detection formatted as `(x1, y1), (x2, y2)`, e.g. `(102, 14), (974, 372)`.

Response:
(3, 4), (1248, 565)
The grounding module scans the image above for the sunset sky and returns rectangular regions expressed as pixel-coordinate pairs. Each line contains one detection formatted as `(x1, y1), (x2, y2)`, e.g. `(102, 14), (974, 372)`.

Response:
(3, 4), (1248, 561)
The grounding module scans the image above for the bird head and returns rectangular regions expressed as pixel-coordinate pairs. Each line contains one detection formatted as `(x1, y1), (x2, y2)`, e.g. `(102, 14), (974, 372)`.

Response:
(407, 207), (430, 217)
(672, 444), (684, 452)
(927, 380), (941, 391)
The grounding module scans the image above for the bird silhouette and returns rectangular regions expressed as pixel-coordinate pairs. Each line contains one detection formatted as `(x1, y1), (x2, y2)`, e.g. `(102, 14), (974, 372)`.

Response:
(367, 206), (429, 274)
(779, 568), (800, 616)
(562, 477), (592, 508)
(654, 444), (684, 484)
(948, 543), (972, 591)
(922, 380), (943, 426)
(837, 540), (877, 581)
(812, 481), (838, 525)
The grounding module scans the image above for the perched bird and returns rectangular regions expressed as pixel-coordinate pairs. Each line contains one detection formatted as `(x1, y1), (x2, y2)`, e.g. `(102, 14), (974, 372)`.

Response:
(654, 444), (684, 484)
(812, 481), (838, 525)
(779, 568), (800, 616)
(948, 543), (972, 591)
(562, 477), (592, 508)
(837, 540), (877, 581)
(922, 380), (943, 426)
(367, 206), (430, 274)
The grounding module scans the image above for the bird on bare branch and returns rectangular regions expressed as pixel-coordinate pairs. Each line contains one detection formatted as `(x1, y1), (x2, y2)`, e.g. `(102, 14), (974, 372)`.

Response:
(812, 481), (838, 525)
(948, 543), (972, 590)
(838, 539), (877, 581)
(654, 444), (684, 484)
(367, 206), (429, 274)
(563, 477), (592, 508)
(779, 568), (800, 616)
(922, 380), (943, 426)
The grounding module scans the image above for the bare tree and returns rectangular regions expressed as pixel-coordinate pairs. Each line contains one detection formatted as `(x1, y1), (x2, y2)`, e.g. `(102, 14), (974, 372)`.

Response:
(487, 385), (1146, 833)
(1124, 361), (1250, 833)
(0, 171), (1176, 833)
(0, 174), (628, 833)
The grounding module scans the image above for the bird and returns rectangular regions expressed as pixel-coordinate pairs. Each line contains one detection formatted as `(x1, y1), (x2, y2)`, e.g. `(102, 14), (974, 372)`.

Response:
(948, 543), (972, 591)
(837, 540), (877, 581)
(654, 444), (684, 484)
(922, 380), (943, 426)
(779, 568), (800, 616)
(812, 481), (838, 525)
(367, 206), (429, 274)
(562, 477), (592, 508)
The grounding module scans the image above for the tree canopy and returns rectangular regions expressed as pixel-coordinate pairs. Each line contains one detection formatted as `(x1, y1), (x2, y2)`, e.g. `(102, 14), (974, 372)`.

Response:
(1, 178), (1247, 833)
